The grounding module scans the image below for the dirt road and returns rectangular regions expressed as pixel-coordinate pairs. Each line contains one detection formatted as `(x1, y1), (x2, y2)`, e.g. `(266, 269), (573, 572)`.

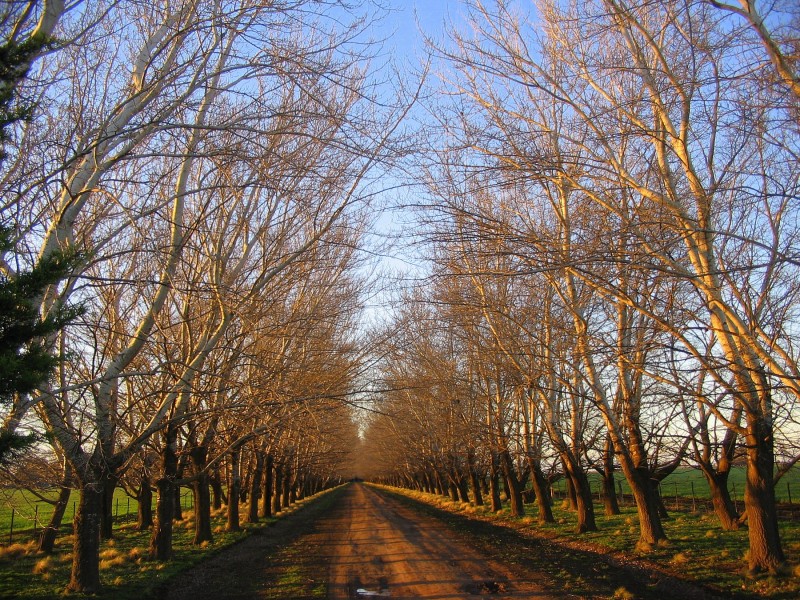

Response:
(158, 483), (552, 599)
(314, 484), (549, 599)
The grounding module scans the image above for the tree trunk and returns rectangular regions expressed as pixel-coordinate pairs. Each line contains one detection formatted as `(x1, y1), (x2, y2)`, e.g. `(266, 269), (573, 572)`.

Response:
(100, 470), (118, 540)
(272, 464), (283, 514)
(150, 432), (179, 561)
(248, 452), (264, 523)
(190, 446), (213, 544)
(500, 450), (525, 517)
(448, 479), (459, 501)
(467, 450), (484, 506)
(602, 437), (620, 516)
(623, 464), (667, 550)
(66, 474), (104, 594)
(210, 468), (225, 510)
(173, 484), (183, 521)
(606, 422), (667, 548)
(282, 465), (291, 508)
(529, 459), (554, 524)
(743, 422), (785, 573)
(137, 470), (154, 530)
(489, 451), (502, 512)
(227, 449), (241, 532)
(653, 481), (670, 519)
(701, 468), (739, 530)
(563, 457), (597, 533)
(38, 462), (73, 554)
(564, 474), (577, 510)
(260, 453), (273, 518)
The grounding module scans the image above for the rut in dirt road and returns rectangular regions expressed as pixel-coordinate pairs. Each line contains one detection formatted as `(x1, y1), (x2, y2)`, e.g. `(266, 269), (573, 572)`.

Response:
(318, 484), (551, 599)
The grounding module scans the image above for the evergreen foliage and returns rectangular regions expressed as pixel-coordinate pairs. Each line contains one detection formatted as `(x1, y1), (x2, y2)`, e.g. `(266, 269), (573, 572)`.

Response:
(0, 14), (78, 462)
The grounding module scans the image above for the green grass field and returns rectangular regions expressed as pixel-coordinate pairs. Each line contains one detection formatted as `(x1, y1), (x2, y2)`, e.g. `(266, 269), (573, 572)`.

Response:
(2, 466), (798, 544)
(0, 487), (194, 543)
(547, 466), (800, 507)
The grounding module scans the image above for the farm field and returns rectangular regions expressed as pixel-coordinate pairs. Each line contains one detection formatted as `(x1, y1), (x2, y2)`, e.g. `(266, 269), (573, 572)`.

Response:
(2, 466), (798, 547)
(0, 487), (192, 544)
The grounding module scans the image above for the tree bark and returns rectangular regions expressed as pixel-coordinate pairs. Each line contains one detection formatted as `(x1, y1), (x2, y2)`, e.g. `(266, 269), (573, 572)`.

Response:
(601, 436), (620, 516)
(210, 467), (225, 510)
(489, 451), (502, 512)
(702, 469), (739, 530)
(137, 470), (154, 530)
(272, 464), (283, 514)
(248, 452), (264, 523)
(150, 431), (178, 561)
(38, 462), (73, 554)
(528, 456), (554, 524)
(190, 446), (213, 544)
(66, 475), (104, 594)
(743, 419), (785, 573)
(100, 470), (118, 540)
(282, 464), (292, 508)
(563, 457), (597, 533)
(500, 449), (525, 517)
(260, 453), (273, 518)
(467, 449), (484, 506)
(227, 449), (241, 532)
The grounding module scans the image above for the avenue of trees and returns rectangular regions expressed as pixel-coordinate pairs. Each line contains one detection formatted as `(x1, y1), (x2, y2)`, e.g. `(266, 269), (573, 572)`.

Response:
(2, 0), (799, 593)
(0, 0), (410, 593)
(361, 0), (800, 577)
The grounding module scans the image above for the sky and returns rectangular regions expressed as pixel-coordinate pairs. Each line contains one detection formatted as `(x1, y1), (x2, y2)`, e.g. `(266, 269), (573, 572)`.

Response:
(353, 2), (468, 315)
(383, 0), (463, 58)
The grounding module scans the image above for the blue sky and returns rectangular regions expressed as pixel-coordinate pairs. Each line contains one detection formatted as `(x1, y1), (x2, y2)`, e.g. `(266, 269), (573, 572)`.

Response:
(382, 0), (463, 59)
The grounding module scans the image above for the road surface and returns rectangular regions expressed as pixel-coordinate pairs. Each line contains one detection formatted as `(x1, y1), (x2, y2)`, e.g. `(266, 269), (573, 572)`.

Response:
(159, 483), (553, 599)
(312, 484), (549, 599)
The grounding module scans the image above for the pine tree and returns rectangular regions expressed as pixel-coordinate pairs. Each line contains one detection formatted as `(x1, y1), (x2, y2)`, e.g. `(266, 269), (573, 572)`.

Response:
(0, 232), (82, 460)
(0, 6), (79, 462)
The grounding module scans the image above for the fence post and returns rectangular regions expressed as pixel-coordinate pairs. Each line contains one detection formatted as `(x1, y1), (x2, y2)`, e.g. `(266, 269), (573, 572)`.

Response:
(33, 505), (39, 540)
(788, 482), (792, 506)
(675, 482), (679, 510)
(732, 481), (738, 514)
(691, 481), (696, 512)
(618, 481), (623, 505)
(127, 497), (130, 521)
(9, 508), (14, 544)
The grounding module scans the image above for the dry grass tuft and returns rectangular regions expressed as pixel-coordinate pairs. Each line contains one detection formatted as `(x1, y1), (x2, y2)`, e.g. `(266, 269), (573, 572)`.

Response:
(0, 541), (36, 560)
(671, 552), (690, 565)
(612, 586), (635, 600)
(100, 549), (126, 570)
(32, 556), (52, 576)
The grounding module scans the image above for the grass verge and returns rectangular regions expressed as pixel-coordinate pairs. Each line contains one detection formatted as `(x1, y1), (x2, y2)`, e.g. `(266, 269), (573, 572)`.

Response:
(377, 485), (800, 600)
(0, 487), (340, 600)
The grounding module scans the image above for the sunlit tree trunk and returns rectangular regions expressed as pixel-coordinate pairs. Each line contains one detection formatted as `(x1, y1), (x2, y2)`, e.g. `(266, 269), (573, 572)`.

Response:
(38, 461), (73, 554)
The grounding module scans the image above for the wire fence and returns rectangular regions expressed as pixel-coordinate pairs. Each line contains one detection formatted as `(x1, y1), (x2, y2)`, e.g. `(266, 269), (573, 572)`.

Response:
(2, 489), (194, 545)
(549, 478), (800, 519)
